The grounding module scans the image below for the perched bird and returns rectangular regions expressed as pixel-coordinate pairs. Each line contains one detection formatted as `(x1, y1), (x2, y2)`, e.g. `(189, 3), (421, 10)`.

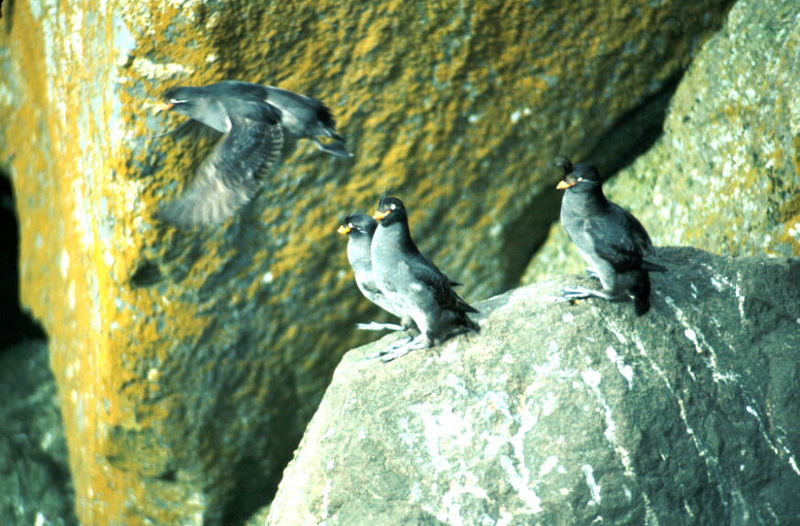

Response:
(157, 81), (351, 227)
(337, 213), (412, 333)
(371, 196), (478, 360)
(555, 156), (667, 316)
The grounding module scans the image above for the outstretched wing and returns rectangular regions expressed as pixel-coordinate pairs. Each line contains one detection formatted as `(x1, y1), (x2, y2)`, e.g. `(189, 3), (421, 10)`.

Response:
(159, 106), (283, 227)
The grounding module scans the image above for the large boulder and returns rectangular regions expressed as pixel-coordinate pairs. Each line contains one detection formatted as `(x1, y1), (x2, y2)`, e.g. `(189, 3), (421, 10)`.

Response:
(527, 0), (800, 283)
(266, 247), (800, 526)
(0, 0), (732, 523)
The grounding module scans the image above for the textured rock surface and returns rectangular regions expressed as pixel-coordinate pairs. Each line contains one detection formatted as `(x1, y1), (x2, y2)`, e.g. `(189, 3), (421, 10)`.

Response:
(0, 341), (76, 526)
(0, 0), (732, 523)
(526, 0), (800, 283)
(266, 247), (800, 526)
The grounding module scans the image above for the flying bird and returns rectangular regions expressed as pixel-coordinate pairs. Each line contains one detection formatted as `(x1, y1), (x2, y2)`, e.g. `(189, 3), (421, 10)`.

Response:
(157, 81), (351, 227)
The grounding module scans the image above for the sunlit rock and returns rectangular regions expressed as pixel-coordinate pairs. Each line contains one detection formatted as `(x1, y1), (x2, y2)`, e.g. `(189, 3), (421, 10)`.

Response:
(267, 247), (800, 526)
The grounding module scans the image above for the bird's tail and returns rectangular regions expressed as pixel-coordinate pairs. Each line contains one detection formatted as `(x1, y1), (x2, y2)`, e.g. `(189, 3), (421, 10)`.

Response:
(463, 314), (480, 333)
(631, 271), (651, 316)
(315, 104), (338, 132)
(642, 259), (668, 272)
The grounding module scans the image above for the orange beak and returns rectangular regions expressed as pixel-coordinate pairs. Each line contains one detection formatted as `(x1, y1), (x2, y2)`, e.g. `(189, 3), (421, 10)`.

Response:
(337, 224), (352, 235)
(556, 180), (576, 190)
(373, 209), (391, 221)
(155, 102), (175, 114)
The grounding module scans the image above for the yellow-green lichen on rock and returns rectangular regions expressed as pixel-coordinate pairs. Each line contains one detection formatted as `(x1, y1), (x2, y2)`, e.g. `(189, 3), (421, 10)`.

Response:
(0, 0), (732, 523)
(526, 0), (800, 284)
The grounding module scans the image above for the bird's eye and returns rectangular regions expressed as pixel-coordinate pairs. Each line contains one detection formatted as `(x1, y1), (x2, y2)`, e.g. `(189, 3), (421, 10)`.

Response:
(577, 177), (584, 182)
(390, 203), (396, 210)
(348, 223), (354, 229)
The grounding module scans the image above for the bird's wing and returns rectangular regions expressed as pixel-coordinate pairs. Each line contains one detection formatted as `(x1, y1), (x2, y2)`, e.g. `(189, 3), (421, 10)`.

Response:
(159, 106), (284, 227)
(169, 119), (224, 143)
(587, 213), (644, 273)
(358, 277), (384, 299)
(611, 203), (654, 253)
(406, 256), (478, 314)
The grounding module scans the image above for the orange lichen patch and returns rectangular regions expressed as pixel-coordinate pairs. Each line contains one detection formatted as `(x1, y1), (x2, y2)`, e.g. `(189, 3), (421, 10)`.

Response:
(1, 0), (736, 523)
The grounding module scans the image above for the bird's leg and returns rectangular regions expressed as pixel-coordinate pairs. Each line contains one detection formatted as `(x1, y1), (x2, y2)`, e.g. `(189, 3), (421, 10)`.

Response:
(585, 267), (601, 281)
(364, 332), (415, 359)
(562, 286), (626, 302)
(379, 334), (428, 363)
(356, 321), (405, 332)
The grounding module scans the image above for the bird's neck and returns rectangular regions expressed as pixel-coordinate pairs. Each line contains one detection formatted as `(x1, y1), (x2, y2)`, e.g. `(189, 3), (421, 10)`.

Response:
(569, 187), (611, 215)
(346, 235), (372, 270)
(376, 220), (419, 255)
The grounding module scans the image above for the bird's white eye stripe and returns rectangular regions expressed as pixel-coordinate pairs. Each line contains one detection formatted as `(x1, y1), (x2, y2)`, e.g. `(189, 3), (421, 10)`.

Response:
(169, 98), (188, 104)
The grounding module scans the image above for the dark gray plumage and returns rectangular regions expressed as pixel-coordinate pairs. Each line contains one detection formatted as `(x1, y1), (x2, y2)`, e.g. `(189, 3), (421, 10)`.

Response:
(371, 196), (478, 360)
(158, 81), (351, 227)
(338, 213), (411, 332)
(556, 156), (666, 316)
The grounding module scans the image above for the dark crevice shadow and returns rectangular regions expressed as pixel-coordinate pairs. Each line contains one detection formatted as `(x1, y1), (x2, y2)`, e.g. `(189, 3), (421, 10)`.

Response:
(499, 72), (685, 292)
(0, 171), (47, 350)
(2, 0), (14, 33)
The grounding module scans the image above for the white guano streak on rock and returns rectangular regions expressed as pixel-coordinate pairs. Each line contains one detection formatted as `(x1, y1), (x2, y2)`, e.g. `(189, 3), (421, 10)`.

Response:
(670, 294), (800, 481)
(605, 346), (634, 389)
(539, 455), (559, 477)
(744, 405), (800, 477)
(581, 368), (636, 479)
(664, 295), (738, 384)
(700, 263), (747, 322)
(602, 317), (661, 525)
(440, 473), (490, 526)
(482, 384), (545, 515)
(320, 477), (333, 524)
(581, 464), (601, 505)
(631, 330), (726, 516)
(665, 296), (800, 501)
(505, 393), (542, 513)
(410, 404), (462, 472)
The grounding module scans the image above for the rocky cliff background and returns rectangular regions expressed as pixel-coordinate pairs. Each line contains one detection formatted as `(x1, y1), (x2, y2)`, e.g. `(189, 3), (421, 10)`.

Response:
(0, 0), (797, 525)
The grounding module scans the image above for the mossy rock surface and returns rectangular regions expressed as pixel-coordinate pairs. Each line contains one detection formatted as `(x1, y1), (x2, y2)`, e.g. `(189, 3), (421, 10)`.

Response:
(526, 0), (800, 284)
(0, 0), (731, 523)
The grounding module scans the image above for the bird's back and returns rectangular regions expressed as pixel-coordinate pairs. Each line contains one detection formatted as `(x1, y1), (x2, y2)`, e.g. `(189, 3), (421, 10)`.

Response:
(264, 86), (337, 137)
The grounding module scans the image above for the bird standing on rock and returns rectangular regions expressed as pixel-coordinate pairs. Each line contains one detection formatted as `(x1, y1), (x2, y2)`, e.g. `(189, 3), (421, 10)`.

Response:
(337, 213), (414, 333)
(555, 156), (666, 316)
(157, 81), (352, 227)
(370, 196), (479, 361)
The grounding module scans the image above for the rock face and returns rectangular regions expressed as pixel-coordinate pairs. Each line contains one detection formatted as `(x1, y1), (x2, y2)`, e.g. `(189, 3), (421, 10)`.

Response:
(0, 0), (733, 523)
(0, 341), (76, 526)
(266, 247), (800, 526)
(527, 0), (800, 283)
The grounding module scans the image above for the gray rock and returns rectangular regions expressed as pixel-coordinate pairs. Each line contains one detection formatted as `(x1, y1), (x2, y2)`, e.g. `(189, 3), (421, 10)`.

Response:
(527, 0), (800, 284)
(266, 247), (800, 526)
(0, 1), (735, 521)
(0, 341), (76, 526)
